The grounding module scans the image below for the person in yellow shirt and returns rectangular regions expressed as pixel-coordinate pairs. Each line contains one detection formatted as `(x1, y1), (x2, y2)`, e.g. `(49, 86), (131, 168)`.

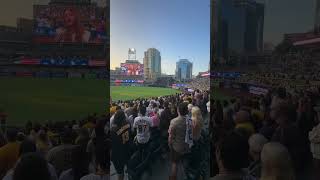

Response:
(36, 130), (53, 157)
(251, 109), (264, 122)
(251, 100), (265, 122)
(82, 117), (96, 130)
(0, 129), (20, 178)
(234, 110), (255, 137)
(110, 104), (117, 116)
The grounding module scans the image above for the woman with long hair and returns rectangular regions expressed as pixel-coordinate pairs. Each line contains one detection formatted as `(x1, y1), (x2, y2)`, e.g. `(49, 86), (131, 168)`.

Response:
(191, 106), (203, 141)
(186, 106), (209, 180)
(260, 142), (295, 180)
(55, 8), (90, 43)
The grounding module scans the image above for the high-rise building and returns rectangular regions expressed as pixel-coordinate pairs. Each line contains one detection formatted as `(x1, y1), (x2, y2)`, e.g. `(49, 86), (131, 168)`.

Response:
(175, 59), (193, 81)
(211, 0), (218, 68)
(315, 0), (320, 33)
(143, 48), (161, 81)
(216, 0), (264, 63)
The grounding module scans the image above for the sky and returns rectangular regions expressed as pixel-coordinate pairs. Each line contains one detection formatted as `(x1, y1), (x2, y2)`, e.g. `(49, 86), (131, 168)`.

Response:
(263, 0), (315, 44)
(110, 0), (210, 75)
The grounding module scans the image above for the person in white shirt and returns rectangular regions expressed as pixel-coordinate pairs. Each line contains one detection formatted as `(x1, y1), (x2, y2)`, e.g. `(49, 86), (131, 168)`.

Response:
(146, 102), (153, 117)
(133, 106), (153, 145)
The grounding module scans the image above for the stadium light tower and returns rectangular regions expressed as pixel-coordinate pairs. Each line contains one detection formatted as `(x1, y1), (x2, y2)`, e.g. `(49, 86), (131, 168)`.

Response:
(128, 48), (136, 60)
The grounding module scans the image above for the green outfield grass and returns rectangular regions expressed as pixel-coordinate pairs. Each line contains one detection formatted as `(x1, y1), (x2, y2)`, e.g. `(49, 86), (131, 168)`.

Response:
(0, 77), (108, 126)
(111, 86), (181, 101)
(0, 78), (230, 126)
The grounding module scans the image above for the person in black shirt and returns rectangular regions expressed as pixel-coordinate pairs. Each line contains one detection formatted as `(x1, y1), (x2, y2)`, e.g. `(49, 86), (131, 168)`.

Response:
(110, 110), (132, 180)
(159, 102), (173, 156)
(159, 102), (173, 139)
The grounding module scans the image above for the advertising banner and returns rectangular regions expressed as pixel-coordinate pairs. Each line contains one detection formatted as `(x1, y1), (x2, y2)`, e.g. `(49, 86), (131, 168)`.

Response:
(35, 71), (51, 78)
(248, 85), (269, 95)
(51, 72), (67, 78)
(86, 73), (97, 79)
(15, 72), (33, 77)
(68, 72), (82, 78)
(89, 60), (106, 67)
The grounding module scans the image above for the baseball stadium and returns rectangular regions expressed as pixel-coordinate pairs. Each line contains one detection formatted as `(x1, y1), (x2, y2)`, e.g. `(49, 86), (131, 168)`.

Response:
(0, 0), (108, 126)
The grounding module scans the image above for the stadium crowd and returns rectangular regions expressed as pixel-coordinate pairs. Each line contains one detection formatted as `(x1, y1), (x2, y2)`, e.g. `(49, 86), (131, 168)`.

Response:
(0, 114), (110, 180)
(110, 89), (210, 180)
(209, 86), (320, 180)
(187, 77), (210, 92)
(238, 71), (320, 89)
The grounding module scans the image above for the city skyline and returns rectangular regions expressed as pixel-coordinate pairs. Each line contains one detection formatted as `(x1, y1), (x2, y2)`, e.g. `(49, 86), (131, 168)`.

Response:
(111, 48), (206, 75)
(110, 0), (210, 75)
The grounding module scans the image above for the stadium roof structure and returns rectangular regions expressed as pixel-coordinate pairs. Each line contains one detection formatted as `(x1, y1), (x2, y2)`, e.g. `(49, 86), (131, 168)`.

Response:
(293, 37), (320, 46)
(292, 36), (320, 53)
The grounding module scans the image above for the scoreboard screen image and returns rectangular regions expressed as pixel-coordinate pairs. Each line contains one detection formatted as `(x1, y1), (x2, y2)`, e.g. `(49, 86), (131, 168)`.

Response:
(120, 63), (143, 76)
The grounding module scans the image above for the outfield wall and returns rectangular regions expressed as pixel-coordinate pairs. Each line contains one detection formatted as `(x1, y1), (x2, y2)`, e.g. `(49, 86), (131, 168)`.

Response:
(0, 71), (108, 79)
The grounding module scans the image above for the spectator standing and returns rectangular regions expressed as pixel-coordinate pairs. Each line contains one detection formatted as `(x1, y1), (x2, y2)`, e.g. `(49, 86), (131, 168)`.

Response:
(110, 110), (132, 180)
(309, 109), (320, 179)
(12, 153), (51, 180)
(247, 133), (268, 179)
(270, 102), (305, 175)
(59, 146), (89, 180)
(168, 102), (190, 180)
(80, 141), (109, 180)
(210, 131), (249, 180)
(133, 106), (153, 147)
(234, 110), (255, 138)
(0, 129), (20, 179)
(3, 139), (58, 180)
(36, 129), (53, 157)
(75, 128), (90, 148)
(260, 142), (295, 180)
(125, 102), (134, 117)
(47, 128), (76, 176)
(184, 106), (209, 180)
